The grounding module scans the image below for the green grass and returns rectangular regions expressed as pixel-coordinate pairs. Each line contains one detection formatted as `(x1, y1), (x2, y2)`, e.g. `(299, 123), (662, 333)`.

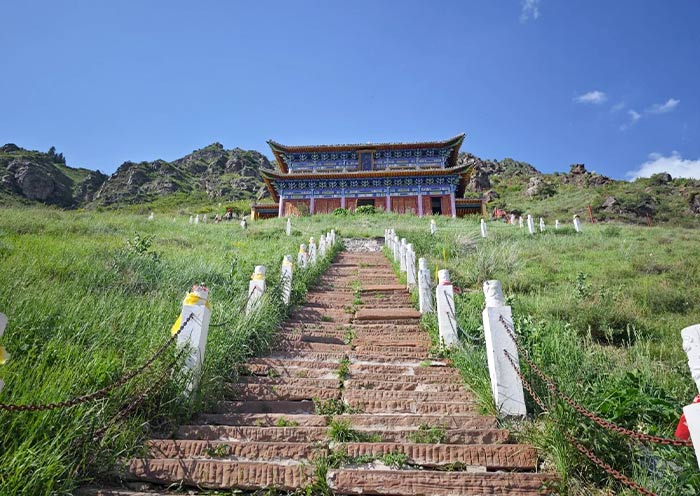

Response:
(1, 207), (699, 494)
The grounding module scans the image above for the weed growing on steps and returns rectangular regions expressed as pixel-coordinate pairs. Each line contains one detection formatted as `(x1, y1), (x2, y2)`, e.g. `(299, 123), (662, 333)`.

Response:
(337, 356), (351, 382)
(407, 423), (447, 444)
(275, 417), (299, 427)
(328, 419), (382, 443)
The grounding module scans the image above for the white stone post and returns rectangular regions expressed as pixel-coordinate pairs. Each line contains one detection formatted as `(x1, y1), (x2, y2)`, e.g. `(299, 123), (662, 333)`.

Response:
(189, 215), (193, 224)
(480, 219), (488, 238)
(436, 270), (458, 348)
(527, 214), (535, 235)
(418, 259), (433, 314)
(482, 280), (526, 417)
(682, 324), (700, 468)
(539, 217), (545, 232)
(148, 212), (154, 221)
(518, 216), (523, 228)
(319, 235), (327, 258)
(298, 244), (308, 268)
(175, 285), (212, 390)
(399, 238), (407, 272)
(573, 215), (582, 233)
(309, 237), (317, 265)
(246, 266), (266, 314)
(331, 229), (336, 244)
(393, 234), (400, 262)
(406, 243), (417, 289)
(555, 219), (560, 230)
(286, 218), (291, 236)
(194, 215), (200, 225)
(203, 214), (207, 224)
(510, 214), (516, 225)
(430, 219), (437, 235)
(281, 255), (293, 305)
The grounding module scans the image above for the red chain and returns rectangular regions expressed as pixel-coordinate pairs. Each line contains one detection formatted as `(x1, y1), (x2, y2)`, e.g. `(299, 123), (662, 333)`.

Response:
(503, 350), (658, 496)
(499, 315), (692, 448)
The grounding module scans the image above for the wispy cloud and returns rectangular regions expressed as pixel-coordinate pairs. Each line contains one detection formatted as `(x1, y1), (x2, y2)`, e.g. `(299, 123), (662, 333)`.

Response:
(574, 90), (607, 105)
(520, 0), (541, 22)
(610, 102), (626, 112)
(619, 109), (641, 131)
(626, 151), (700, 180)
(646, 98), (680, 114)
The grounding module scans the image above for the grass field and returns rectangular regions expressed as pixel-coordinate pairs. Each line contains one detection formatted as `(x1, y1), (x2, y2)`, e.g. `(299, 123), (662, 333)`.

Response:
(0, 207), (698, 495)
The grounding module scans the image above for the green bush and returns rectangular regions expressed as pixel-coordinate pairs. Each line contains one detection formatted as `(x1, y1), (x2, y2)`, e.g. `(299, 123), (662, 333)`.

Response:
(354, 205), (377, 215)
(333, 208), (350, 216)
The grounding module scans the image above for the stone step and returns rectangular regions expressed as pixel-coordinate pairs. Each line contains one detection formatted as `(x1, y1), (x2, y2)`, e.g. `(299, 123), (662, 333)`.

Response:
(235, 376), (340, 388)
(175, 425), (509, 444)
(274, 341), (349, 353)
(144, 439), (326, 461)
(225, 384), (341, 401)
(215, 400), (316, 414)
(266, 351), (346, 361)
(124, 459), (310, 491)
(327, 469), (555, 495)
(344, 378), (466, 392)
(343, 388), (475, 402)
(248, 357), (340, 368)
(347, 398), (480, 415)
(353, 345), (432, 354)
(347, 372), (463, 384)
(244, 364), (338, 379)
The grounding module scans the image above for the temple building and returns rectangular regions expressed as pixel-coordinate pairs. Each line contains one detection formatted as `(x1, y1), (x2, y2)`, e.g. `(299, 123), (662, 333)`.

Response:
(252, 134), (484, 219)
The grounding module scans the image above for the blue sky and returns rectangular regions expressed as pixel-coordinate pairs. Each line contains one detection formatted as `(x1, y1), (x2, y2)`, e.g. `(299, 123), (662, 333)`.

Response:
(1, 0), (699, 179)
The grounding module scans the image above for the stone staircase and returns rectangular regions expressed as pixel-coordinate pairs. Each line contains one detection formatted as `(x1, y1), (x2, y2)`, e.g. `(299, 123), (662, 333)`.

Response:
(84, 249), (554, 495)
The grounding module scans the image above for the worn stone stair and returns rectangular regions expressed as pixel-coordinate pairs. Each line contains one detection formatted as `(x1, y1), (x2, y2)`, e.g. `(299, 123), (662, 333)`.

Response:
(82, 246), (555, 495)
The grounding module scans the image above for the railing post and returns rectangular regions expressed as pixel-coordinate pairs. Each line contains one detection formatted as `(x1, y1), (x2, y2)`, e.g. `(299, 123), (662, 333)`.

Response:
(527, 214), (535, 235)
(246, 266), (266, 314)
(418, 259), (433, 314)
(0, 312), (8, 394)
(518, 216), (523, 228)
(330, 229), (336, 245)
(399, 238), (407, 273)
(539, 217), (545, 232)
(194, 215), (200, 225)
(392, 233), (400, 262)
(482, 280), (526, 417)
(555, 219), (560, 230)
(203, 214), (207, 224)
(573, 215), (582, 233)
(681, 325), (700, 468)
(480, 219), (488, 238)
(175, 285), (212, 390)
(298, 244), (308, 269)
(286, 218), (291, 236)
(189, 215), (193, 224)
(430, 219), (437, 235)
(148, 212), (154, 221)
(406, 243), (417, 289)
(281, 256), (293, 305)
(436, 269), (458, 347)
(510, 214), (516, 225)
(319, 234), (327, 258)
(309, 237), (317, 265)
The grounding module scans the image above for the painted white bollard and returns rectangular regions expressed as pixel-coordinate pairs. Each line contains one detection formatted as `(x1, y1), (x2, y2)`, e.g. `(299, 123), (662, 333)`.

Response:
(281, 255), (293, 305)
(174, 285), (212, 390)
(406, 243), (417, 289)
(247, 266), (266, 314)
(573, 215), (582, 233)
(240, 219), (247, 229)
(518, 216), (523, 228)
(148, 212), (154, 221)
(319, 235), (327, 258)
(539, 218), (545, 232)
(189, 216), (193, 224)
(330, 229), (336, 245)
(309, 237), (317, 265)
(393, 234), (400, 262)
(388, 230), (395, 251)
(480, 219), (488, 238)
(527, 215), (536, 235)
(510, 214), (516, 225)
(430, 219), (437, 235)
(482, 280), (527, 417)
(203, 215), (208, 224)
(194, 214), (200, 225)
(399, 238), (407, 272)
(418, 259), (433, 314)
(555, 219), (560, 230)
(286, 218), (292, 236)
(297, 244), (308, 269)
(436, 270), (458, 348)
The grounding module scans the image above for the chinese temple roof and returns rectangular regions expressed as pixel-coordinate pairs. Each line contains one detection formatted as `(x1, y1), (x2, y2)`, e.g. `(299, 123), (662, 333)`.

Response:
(260, 162), (473, 203)
(267, 134), (466, 173)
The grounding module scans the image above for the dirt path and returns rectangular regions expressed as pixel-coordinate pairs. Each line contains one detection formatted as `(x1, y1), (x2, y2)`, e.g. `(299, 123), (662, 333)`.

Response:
(85, 244), (554, 495)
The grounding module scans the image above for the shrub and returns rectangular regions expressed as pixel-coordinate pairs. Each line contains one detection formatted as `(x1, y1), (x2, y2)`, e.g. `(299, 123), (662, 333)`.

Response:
(333, 208), (351, 216)
(354, 205), (377, 215)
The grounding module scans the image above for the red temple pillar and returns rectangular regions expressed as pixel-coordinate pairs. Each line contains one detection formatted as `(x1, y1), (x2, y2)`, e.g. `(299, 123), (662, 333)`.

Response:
(278, 196), (285, 217)
(310, 194), (315, 214)
(450, 192), (457, 218)
(417, 192), (424, 217)
(386, 194), (391, 213)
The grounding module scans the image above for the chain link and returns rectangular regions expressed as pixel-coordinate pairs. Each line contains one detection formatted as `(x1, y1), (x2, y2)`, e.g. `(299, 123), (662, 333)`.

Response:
(0, 313), (194, 412)
(503, 349), (659, 496)
(499, 315), (692, 448)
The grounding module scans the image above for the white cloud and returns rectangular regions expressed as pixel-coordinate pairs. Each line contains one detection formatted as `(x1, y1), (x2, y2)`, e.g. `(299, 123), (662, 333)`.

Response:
(574, 90), (607, 105)
(619, 109), (641, 131)
(520, 0), (541, 22)
(626, 151), (700, 180)
(647, 98), (680, 114)
(611, 102), (626, 112)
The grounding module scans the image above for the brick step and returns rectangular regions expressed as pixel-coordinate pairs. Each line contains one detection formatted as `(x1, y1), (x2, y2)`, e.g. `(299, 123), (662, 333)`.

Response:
(248, 357), (341, 368)
(350, 352), (437, 361)
(124, 459), (309, 491)
(274, 341), (349, 353)
(361, 284), (408, 292)
(225, 384), (340, 401)
(215, 400), (315, 414)
(349, 323), (426, 333)
(235, 376), (340, 388)
(348, 399), (480, 415)
(144, 439), (326, 460)
(348, 363), (458, 375)
(277, 334), (347, 345)
(353, 338), (432, 347)
(344, 379), (466, 392)
(353, 345), (432, 354)
(327, 469), (555, 495)
(267, 351), (346, 361)
(347, 372), (463, 384)
(343, 388), (475, 402)
(175, 425), (509, 444)
(289, 309), (352, 323)
(244, 365), (338, 379)
(194, 413), (497, 430)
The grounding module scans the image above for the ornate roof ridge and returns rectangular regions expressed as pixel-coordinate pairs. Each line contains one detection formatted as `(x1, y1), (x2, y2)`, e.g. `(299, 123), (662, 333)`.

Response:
(267, 133), (465, 153)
